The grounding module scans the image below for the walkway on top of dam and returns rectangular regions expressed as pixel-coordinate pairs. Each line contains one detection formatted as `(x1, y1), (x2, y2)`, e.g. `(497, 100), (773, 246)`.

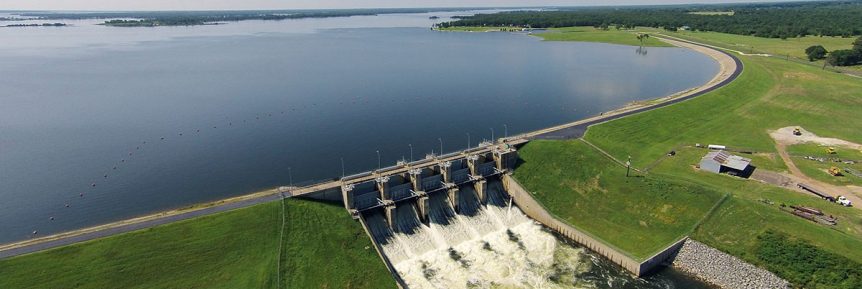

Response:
(286, 138), (527, 198)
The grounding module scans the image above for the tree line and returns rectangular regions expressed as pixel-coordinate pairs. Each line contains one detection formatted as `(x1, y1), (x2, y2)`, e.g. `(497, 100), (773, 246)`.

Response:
(807, 36), (862, 66)
(439, 1), (862, 39)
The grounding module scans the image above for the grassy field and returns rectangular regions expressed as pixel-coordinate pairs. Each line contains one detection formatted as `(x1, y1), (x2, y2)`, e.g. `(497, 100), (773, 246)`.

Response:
(508, 26), (862, 288)
(787, 143), (862, 186)
(659, 29), (856, 61)
(586, 56), (862, 170)
(648, 147), (862, 261)
(281, 199), (395, 289)
(0, 199), (395, 289)
(536, 27), (673, 47)
(513, 140), (723, 259)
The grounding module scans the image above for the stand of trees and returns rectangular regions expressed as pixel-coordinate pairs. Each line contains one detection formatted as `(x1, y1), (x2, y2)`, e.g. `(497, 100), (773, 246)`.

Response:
(817, 36), (862, 66)
(440, 1), (862, 39)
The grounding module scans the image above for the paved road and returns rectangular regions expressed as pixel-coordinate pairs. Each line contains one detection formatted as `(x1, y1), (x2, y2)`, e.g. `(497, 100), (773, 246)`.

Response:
(0, 193), (283, 259)
(533, 39), (743, 140)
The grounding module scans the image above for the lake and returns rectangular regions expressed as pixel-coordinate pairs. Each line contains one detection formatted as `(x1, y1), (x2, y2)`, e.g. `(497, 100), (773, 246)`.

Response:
(0, 12), (717, 286)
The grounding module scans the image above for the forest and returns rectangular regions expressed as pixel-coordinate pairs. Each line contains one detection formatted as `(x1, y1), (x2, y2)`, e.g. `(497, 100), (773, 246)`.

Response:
(18, 8), (473, 26)
(440, 1), (862, 39)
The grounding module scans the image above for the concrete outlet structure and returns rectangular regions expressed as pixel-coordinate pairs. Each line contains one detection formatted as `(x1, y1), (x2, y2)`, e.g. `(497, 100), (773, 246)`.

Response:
(340, 142), (518, 230)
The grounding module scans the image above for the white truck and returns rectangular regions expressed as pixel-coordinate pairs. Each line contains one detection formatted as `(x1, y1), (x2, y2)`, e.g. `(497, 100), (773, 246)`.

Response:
(837, 196), (853, 207)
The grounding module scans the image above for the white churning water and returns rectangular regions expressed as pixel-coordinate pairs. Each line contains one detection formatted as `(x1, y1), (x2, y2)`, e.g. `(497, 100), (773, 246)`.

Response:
(364, 180), (602, 288)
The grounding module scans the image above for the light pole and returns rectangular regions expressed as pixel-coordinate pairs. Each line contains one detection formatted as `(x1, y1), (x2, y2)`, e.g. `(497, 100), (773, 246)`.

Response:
(340, 157), (345, 179)
(504, 124), (508, 138)
(438, 138), (443, 156)
(288, 167), (293, 186)
(466, 132), (471, 149)
(408, 144), (413, 162)
(490, 128), (495, 143)
(376, 150), (381, 170)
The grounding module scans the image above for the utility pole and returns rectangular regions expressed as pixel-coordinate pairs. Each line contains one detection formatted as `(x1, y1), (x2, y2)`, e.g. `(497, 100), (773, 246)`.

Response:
(504, 124), (508, 138)
(625, 156), (632, 177)
(288, 167), (293, 186)
(467, 132), (471, 149)
(490, 128), (495, 143)
(340, 157), (345, 179)
(408, 144), (413, 162)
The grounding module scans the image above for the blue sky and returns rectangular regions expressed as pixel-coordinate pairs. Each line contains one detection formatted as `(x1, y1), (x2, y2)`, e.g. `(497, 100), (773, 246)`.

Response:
(5, 0), (800, 11)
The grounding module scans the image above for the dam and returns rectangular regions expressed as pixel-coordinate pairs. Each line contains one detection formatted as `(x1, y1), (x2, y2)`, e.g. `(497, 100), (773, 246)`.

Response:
(286, 136), (694, 288)
(339, 140), (556, 288)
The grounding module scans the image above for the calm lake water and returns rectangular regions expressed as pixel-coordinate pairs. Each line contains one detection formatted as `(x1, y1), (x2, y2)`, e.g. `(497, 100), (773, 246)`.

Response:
(1, 11), (717, 287)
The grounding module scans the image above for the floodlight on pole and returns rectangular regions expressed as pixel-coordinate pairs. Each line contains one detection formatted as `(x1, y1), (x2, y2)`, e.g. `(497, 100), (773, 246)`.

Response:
(438, 138), (443, 156)
(376, 150), (381, 170)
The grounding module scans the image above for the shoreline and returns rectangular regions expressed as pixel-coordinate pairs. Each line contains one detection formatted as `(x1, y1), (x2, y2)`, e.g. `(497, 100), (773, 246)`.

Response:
(0, 35), (742, 260)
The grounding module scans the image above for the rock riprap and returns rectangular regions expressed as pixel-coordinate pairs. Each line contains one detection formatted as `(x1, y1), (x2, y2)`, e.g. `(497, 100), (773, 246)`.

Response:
(672, 239), (790, 289)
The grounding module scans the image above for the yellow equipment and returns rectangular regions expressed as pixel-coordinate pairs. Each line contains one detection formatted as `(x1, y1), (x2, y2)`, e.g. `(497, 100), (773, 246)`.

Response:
(825, 147), (836, 154)
(828, 167), (843, 176)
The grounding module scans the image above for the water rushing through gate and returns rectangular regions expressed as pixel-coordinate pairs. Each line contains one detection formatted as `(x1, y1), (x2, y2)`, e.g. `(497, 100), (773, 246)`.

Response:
(365, 180), (603, 288)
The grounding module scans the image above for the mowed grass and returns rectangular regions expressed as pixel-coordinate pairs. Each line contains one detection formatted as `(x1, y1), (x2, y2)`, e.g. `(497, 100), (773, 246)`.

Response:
(0, 199), (396, 289)
(0, 202), (282, 289)
(513, 140), (723, 259)
(586, 56), (862, 169)
(648, 147), (862, 263)
(510, 27), (862, 287)
(281, 198), (395, 289)
(536, 27), (673, 47)
(787, 143), (862, 186)
(663, 29), (856, 59)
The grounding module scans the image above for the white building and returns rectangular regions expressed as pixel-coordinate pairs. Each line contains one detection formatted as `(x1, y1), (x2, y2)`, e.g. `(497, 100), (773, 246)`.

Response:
(700, 151), (752, 176)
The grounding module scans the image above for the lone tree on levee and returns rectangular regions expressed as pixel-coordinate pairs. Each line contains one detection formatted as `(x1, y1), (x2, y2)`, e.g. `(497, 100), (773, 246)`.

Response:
(636, 33), (650, 46)
(805, 45), (828, 61)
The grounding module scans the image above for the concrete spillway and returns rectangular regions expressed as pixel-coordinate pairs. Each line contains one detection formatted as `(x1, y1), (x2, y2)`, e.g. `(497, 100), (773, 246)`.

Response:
(363, 180), (594, 288)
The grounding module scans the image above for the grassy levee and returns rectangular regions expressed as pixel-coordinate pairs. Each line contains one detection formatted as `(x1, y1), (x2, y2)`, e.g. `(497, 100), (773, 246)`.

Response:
(665, 30), (855, 60)
(536, 27), (673, 47)
(513, 140), (723, 259)
(281, 198), (396, 289)
(586, 55), (862, 169)
(511, 27), (862, 288)
(0, 199), (395, 289)
(0, 202), (282, 289)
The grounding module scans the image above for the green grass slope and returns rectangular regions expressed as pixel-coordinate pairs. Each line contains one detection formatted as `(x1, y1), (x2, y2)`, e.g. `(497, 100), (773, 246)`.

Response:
(513, 140), (723, 259)
(281, 199), (396, 289)
(586, 56), (862, 169)
(537, 27), (673, 47)
(0, 202), (282, 289)
(0, 199), (396, 289)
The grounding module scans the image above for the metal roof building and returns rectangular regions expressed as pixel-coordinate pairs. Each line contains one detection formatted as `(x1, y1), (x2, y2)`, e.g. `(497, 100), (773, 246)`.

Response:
(700, 151), (752, 175)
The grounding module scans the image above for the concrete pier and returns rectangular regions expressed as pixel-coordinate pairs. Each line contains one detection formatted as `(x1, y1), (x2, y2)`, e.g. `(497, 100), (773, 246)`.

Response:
(337, 141), (520, 229)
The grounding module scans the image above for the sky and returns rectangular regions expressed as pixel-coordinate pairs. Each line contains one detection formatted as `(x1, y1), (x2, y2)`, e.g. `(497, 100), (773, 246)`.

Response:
(1, 0), (799, 11)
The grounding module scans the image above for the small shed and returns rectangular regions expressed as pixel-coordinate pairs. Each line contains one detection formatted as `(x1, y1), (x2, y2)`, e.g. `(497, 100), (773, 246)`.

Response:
(700, 151), (753, 176)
